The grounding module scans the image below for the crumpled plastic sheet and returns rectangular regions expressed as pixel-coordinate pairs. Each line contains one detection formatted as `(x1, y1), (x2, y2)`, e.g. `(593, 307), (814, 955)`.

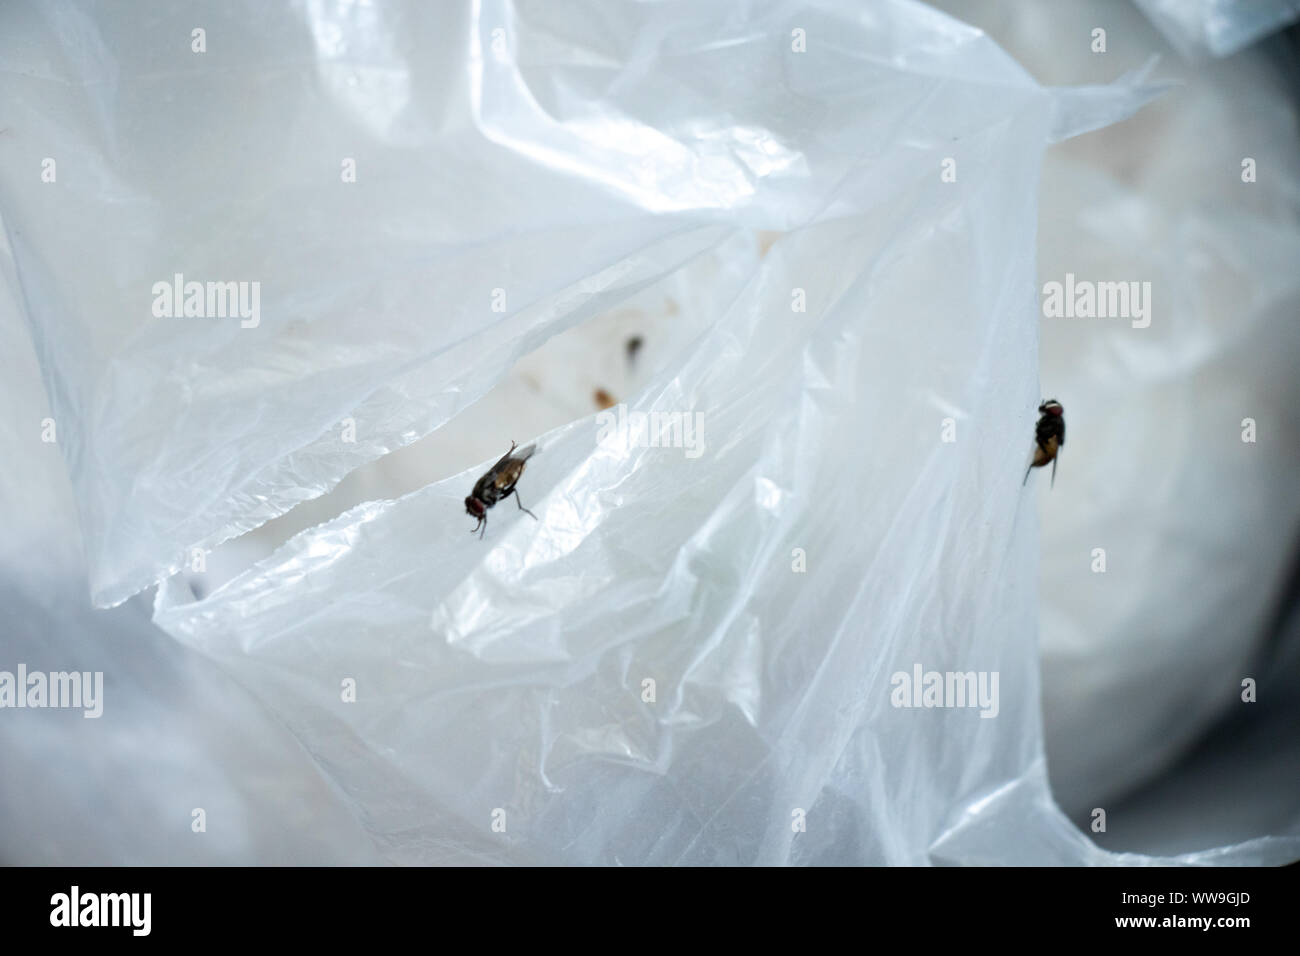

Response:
(3, 0), (1155, 610)
(1132, 0), (1300, 59)
(0, 222), (381, 864)
(4, 0), (1296, 864)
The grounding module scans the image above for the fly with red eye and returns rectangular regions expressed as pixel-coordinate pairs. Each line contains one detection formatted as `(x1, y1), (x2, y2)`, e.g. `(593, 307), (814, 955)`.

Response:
(465, 441), (538, 538)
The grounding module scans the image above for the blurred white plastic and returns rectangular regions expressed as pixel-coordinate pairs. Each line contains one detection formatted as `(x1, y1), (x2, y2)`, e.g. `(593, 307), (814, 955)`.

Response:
(1133, 0), (1300, 59)
(0, 218), (379, 865)
(923, 0), (1300, 844)
(1037, 82), (1300, 821)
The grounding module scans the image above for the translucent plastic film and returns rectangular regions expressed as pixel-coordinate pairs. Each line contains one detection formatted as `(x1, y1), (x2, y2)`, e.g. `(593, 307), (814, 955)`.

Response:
(153, 215), (1296, 865)
(136, 0), (1202, 865)
(9, 0), (1291, 866)
(2, 0), (1058, 607)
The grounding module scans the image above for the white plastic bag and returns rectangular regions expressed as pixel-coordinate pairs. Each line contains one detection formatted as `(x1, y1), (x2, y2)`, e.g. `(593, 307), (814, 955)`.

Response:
(131, 2), (1155, 865)
(6, 0), (1292, 865)
(1, 0), (1158, 609)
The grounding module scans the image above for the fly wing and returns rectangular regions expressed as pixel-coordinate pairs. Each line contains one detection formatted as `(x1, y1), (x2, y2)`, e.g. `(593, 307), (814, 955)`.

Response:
(488, 441), (536, 473)
(474, 443), (523, 492)
(488, 443), (519, 474)
(1058, 419), (1065, 446)
(488, 443), (537, 494)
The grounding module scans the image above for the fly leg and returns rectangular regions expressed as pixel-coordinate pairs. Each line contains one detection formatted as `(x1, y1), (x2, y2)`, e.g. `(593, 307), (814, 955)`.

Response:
(512, 488), (538, 520)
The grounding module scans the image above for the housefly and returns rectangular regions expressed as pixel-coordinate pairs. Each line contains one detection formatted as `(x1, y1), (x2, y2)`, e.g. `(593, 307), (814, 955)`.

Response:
(465, 441), (538, 538)
(1023, 399), (1065, 487)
